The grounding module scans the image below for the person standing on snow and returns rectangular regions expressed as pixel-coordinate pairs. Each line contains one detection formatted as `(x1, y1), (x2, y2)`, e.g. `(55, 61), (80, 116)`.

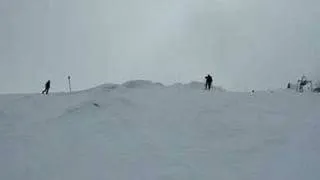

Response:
(42, 80), (51, 95)
(205, 74), (213, 90)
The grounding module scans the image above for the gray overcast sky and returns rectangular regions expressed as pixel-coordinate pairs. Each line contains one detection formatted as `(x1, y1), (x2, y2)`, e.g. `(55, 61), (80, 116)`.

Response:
(0, 0), (319, 93)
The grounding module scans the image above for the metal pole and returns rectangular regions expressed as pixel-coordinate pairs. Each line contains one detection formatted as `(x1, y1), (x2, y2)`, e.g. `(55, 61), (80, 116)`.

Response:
(68, 76), (71, 93)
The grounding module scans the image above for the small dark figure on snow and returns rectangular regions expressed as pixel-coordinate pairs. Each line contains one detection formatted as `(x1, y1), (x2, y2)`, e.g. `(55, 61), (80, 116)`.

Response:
(42, 80), (51, 95)
(205, 74), (213, 90)
(287, 82), (291, 89)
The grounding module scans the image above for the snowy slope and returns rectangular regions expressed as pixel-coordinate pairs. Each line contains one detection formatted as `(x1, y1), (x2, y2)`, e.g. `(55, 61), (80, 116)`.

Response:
(0, 81), (319, 180)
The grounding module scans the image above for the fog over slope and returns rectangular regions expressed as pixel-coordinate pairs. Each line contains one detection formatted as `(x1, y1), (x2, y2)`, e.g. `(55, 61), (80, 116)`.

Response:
(0, 0), (319, 93)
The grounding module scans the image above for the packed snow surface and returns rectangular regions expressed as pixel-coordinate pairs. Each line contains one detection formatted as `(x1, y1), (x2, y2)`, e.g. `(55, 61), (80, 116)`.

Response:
(0, 81), (319, 180)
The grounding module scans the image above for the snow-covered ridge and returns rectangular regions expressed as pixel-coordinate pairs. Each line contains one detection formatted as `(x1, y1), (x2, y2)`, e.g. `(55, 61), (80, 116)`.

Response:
(0, 81), (319, 180)
(82, 80), (226, 95)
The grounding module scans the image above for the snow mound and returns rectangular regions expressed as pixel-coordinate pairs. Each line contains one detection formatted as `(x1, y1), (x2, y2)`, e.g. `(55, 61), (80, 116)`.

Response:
(122, 80), (164, 89)
(78, 80), (226, 94)
(83, 83), (120, 94)
(185, 81), (205, 89)
(93, 83), (119, 91)
(172, 81), (226, 92)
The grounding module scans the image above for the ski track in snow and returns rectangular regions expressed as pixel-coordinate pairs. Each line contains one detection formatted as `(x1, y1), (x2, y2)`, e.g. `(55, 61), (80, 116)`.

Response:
(0, 81), (319, 180)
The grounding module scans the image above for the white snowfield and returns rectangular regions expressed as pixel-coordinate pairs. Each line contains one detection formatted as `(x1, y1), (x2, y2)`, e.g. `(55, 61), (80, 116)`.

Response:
(0, 80), (319, 180)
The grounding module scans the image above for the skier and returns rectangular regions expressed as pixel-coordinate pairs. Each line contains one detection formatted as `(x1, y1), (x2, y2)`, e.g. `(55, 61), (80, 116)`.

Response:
(205, 74), (213, 90)
(42, 80), (51, 95)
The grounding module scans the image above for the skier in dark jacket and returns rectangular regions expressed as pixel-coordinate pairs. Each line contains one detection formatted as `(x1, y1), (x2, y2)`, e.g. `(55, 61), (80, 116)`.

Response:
(42, 80), (51, 95)
(205, 74), (213, 90)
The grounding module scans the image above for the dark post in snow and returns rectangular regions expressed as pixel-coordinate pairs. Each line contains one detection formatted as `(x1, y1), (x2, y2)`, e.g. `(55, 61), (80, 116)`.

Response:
(68, 76), (72, 93)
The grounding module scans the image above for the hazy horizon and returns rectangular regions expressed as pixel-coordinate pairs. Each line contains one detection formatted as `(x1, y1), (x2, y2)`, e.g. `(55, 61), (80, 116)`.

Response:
(0, 0), (319, 93)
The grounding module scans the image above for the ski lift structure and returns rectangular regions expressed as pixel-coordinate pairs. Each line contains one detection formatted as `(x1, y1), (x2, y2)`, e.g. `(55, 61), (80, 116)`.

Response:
(296, 75), (313, 93)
